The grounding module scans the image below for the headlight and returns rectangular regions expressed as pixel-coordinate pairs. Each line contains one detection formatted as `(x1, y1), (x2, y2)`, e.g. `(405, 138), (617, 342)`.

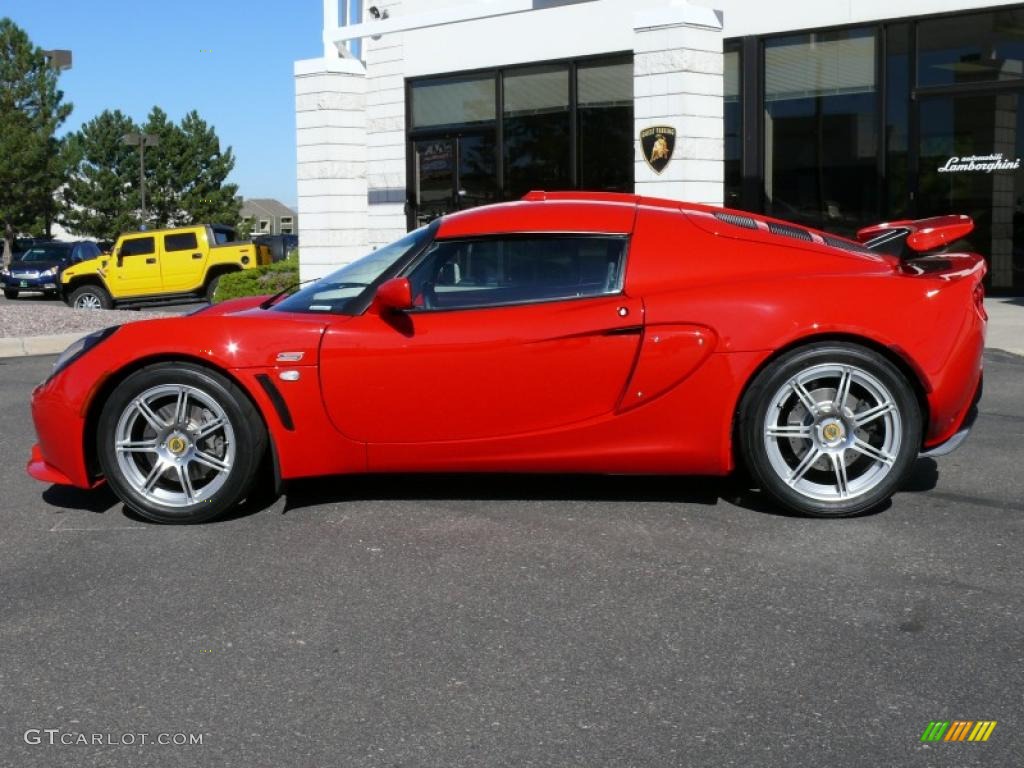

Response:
(50, 326), (120, 380)
(41, 266), (58, 277)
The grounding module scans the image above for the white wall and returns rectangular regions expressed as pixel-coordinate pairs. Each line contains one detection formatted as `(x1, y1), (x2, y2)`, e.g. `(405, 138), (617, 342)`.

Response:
(690, 0), (1023, 38)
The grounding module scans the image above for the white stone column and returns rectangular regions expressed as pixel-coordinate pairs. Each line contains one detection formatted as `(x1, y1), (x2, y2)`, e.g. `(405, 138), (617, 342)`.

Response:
(365, 0), (408, 249)
(633, 4), (724, 206)
(294, 57), (368, 282)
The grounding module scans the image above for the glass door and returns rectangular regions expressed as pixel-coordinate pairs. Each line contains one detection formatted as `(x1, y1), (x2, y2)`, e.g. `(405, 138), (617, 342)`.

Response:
(916, 91), (1024, 292)
(410, 133), (497, 229)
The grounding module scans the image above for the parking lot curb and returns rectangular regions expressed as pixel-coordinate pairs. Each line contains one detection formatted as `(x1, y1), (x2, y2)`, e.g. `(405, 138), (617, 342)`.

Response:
(0, 332), (85, 359)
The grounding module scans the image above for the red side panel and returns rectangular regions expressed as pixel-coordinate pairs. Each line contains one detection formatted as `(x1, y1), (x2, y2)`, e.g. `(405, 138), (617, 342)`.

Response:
(617, 324), (717, 412)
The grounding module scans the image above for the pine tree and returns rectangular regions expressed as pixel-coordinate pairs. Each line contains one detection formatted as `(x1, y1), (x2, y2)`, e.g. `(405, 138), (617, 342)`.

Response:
(60, 109), (141, 241)
(140, 106), (185, 228)
(177, 110), (241, 227)
(0, 18), (73, 265)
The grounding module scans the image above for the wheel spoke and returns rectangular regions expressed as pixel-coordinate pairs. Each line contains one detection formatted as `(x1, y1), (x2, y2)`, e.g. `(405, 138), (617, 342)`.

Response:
(116, 439), (158, 454)
(195, 418), (225, 440)
(136, 398), (166, 431)
(834, 367), (853, 411)
(191, 450), (230, 473)
(173, 387), (189, 426)
(854, 400), (896, 427)
(786, 446), (823, 486)
(791, 379), (819, 416)
(829, 452), (850, 499)
(852, 438), (895, 466)
(766, 423), (812, 439)
(142, 461), (165, 491)
(176, 464), (195, 503)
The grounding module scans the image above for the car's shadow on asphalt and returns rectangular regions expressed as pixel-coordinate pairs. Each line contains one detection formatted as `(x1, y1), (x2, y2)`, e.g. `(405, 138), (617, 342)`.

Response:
(42, 483), (119, 513)
(38, 458), (941, 524)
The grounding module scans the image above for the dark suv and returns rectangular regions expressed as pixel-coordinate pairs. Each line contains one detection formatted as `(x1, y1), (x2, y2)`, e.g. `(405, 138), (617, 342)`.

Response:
(2, 241), (102, 299)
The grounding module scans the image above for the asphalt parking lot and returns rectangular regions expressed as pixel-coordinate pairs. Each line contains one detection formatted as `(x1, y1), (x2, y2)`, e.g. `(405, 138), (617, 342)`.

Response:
(1, 351), (1021, 768)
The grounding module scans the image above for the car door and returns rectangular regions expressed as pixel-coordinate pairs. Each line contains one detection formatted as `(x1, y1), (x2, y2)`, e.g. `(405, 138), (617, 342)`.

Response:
(109, 235), (161, 296)
(160, 230), (206, 292)
(319, 234), (641, 446)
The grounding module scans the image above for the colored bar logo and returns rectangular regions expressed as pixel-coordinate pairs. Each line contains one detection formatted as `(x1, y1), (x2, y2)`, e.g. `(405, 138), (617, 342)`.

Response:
(921, 721), (997, 742)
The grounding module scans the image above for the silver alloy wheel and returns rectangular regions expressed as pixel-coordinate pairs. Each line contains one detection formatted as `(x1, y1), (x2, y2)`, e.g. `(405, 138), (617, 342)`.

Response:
(75, 293), (102, 309)
(113, 384), (236, 508)
(762, 363), (902, 503)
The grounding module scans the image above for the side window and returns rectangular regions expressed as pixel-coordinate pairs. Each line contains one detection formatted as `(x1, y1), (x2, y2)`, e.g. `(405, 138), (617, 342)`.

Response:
(407, 236), (627, 311)
(164, 232), (198, 252)
(120, 237), (155, 257)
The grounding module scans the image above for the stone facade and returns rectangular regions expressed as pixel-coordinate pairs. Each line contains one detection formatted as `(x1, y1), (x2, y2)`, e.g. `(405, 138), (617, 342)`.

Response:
(296, 1), (725, 280)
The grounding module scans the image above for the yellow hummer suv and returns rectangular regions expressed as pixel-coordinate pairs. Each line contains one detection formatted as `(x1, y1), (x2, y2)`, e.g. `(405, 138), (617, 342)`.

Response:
(61, 224), (271, 309)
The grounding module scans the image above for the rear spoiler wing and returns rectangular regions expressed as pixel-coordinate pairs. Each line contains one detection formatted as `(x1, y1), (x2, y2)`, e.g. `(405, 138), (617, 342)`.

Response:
(856, 215), (974, 255)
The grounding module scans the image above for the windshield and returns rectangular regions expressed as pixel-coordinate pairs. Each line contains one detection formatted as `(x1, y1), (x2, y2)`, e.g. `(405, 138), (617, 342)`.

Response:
(274, 224), (435, 314)
(19, 245), (70, 262)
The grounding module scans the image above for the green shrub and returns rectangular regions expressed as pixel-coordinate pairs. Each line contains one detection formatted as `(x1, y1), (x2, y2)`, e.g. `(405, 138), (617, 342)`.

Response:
(213, 252), (299, 303)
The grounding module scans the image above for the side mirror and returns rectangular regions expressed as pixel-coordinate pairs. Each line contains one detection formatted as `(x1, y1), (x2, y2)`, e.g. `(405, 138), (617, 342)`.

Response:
(373, 277), (413, 313)
(114, 248), (123, 266)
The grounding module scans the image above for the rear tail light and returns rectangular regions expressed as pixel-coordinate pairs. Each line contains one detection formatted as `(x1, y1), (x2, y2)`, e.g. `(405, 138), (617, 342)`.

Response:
(974, 281), (987, 321)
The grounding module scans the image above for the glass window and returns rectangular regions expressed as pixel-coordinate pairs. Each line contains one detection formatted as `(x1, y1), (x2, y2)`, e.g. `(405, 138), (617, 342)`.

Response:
(918, 9), (1024, 87)
(211, 226), (234, 244)
(503, 65), (571, 198)
(763, 29), (879, 234)
(917, 93), (1024, 292)
(120, 237), (155, 257)
(724, 47), (742, 208)
(411, 75), (496, 129)
(164, 232), (198, 252)
(20, 244), (70, 262)
(885, 24), (912, 219)
(275, 225), (435, 315)
(577, 59), (634, 192)
(407, 236), (627, 311)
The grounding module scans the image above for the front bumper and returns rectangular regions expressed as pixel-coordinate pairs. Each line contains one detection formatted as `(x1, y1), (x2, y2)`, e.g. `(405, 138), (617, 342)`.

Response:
(2, 274), (58, 291)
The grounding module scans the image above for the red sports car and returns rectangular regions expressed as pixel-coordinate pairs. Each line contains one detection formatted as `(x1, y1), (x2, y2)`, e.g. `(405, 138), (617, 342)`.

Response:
(27, 192), (986, 523)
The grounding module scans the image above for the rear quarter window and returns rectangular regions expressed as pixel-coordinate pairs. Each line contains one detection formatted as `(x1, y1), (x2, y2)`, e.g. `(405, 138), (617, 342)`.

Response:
(164, 232), (199, 252)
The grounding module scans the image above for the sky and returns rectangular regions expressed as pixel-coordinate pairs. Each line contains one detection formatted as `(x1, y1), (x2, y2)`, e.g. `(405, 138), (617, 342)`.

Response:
(2, 0), (325, 208)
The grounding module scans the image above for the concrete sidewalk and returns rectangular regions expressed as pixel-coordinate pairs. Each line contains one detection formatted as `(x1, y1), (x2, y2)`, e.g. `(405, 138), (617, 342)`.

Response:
(985, 297), (1024, 357)
(0, 297), (1021, 359)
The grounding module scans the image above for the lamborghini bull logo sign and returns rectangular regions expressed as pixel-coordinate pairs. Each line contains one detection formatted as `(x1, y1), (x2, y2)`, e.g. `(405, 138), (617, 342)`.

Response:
(640, 126), (676, 174)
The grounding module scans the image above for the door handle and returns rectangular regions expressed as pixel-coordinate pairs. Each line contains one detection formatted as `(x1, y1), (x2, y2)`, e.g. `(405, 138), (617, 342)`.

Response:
(192, 253), (202, 259)
(146, 257), (156, 264)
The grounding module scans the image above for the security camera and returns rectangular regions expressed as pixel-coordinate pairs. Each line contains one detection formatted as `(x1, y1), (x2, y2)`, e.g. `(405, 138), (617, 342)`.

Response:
(368, 5), (389, 20)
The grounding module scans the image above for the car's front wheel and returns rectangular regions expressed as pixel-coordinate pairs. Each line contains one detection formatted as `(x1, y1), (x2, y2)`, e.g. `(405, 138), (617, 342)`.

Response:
(97, 362), (267, 523)
(69, 284), (112, 310)
(3, 289), (17, 299)
(738, 343), (922, 517)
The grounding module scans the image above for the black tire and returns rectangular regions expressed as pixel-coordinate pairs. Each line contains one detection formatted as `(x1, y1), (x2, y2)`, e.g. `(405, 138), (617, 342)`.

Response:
(205, 274), (221, 303)
(96, 362), (268, 523)
(3, 289), (17, 299)
(738, 342), (921, 518)
(69, 283), (112, 310)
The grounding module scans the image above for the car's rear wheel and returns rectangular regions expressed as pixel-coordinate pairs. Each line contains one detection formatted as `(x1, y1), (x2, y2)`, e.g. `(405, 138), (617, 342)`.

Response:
(69, 284), (111, 310)
(4, 289), (17, 299)
(97, 362), (267, 523)
(739, 343), (921, 517)
(205, 275), (221, 303)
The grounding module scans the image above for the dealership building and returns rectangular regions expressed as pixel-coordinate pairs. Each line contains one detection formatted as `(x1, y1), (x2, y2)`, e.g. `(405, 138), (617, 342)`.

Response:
(295, 0), (1024, 292)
